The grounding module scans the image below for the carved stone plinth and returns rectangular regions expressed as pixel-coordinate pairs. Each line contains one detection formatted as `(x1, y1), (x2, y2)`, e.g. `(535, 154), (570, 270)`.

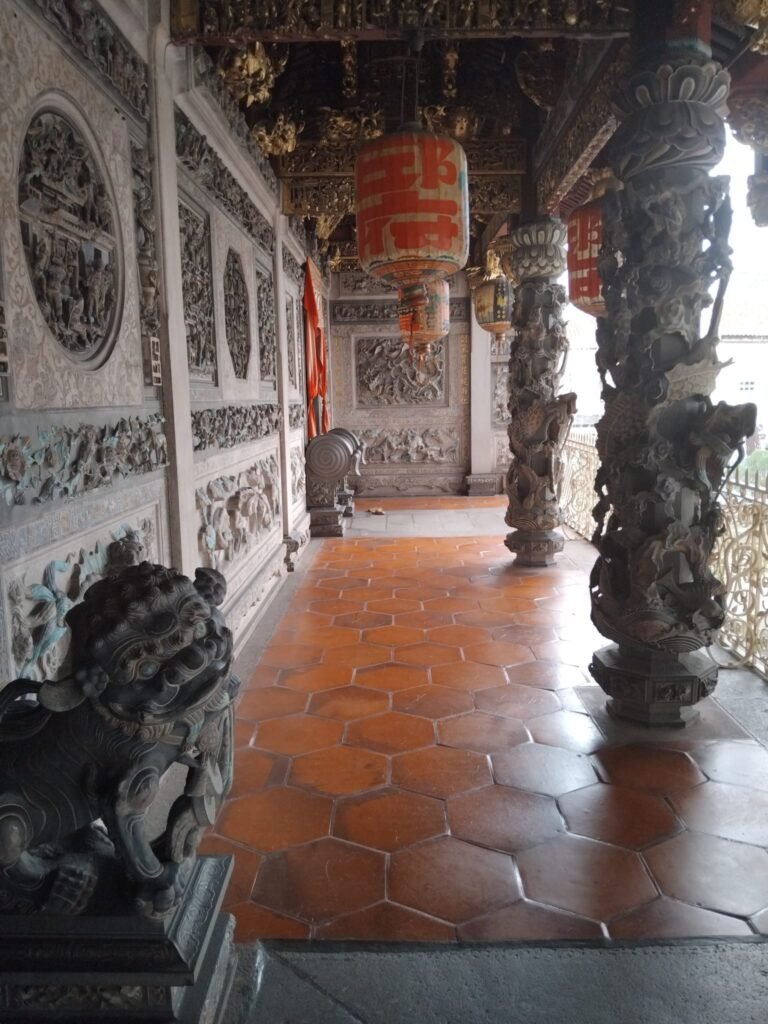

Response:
(310, 506), (348, 537)
(499, 220), (575, 568)
(504, 528), (564, 567)
(590, 646), (718, 727)
(0, 856), (236, 1023)
(466, 473), (499, 496)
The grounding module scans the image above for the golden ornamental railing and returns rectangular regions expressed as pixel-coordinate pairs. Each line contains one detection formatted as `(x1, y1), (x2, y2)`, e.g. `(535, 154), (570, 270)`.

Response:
(561, 429), (768, 677)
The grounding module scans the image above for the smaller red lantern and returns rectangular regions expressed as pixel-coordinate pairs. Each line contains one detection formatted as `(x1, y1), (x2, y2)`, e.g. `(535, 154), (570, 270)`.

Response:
(566, 172), (618, 318)
(399, 279), (450, 365)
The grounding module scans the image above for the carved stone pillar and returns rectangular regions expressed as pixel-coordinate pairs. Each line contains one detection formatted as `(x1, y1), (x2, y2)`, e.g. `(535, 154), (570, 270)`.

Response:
(590, 57), (758, 726)
(500, 221), (576, 566)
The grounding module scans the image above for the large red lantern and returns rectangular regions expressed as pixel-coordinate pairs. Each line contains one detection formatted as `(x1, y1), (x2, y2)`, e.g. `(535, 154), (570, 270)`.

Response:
(567, 196), (605, 317)
(399, 279), (450, 365)
(355, 126), (469, 307)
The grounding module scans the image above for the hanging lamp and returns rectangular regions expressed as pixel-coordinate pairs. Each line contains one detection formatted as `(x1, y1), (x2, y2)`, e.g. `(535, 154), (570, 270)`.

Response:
(566, 169), (619, 318)
(399, 278), (450, 366)
(471, 249), (514, 339)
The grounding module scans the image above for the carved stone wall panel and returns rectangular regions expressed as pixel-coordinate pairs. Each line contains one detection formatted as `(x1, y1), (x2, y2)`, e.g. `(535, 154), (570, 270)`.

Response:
(492, 364), (510, 426)
(0, 479), (168, 682)
(290, 443), (306, 507)
(286, 295), (297, 388)
(179, 200), (217, 383)
(0, 6), (143, 409)
(355, 337), (446, 407)
(191, 403), (282, 452)
(256, 267), (277, 386)
(336, 272), (396, 298)
(223, 249), (250, 379)
(131, 139), (162, 387)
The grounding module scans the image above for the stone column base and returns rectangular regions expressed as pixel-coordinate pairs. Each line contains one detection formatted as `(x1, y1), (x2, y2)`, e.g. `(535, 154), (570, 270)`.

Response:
(465, 474), (499, 496)
(505, 528), (564, 566)
(0, 856), (236, 1023)
(589, 644), (718, 727)
(310, 506), (348, 537)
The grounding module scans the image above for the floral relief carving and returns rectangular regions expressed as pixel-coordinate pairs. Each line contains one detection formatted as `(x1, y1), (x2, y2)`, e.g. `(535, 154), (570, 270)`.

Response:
(8, 519), (155, 680)
(18, 111), (121, 366)
(223, 249), (251, 379)
(197, 455), (281, 570)
(355, 336), (445, 406)
(360, 427), (460, 464)
(191, 403), (282, 451)
(131, 140), (161, 386)
(286, 297), (297, 386)
(179, 202), (216, 382)
(281, 245), (304, 285)
(256, 269), (277, 383)
(0, 414), (167, 508)
(492, 364), (510, 425)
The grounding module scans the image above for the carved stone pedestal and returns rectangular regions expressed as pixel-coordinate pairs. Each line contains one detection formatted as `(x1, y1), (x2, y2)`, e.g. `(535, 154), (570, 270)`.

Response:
(0, 856), (236, 1023)
(504, 528), (564, 567)
(310, 506), (348, 537)
(466, 473), (499, 496)
(591, 646), (718, 727)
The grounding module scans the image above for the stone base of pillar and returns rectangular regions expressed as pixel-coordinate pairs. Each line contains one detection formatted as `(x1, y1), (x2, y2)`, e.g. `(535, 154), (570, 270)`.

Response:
(310, 506), (348, 537)
(0, 856), (236, 1023)
(465, 474), (499, 496)
(590, 644), (718, 727)
(338, 489), (356, 517)
(505, 529), (564, 566)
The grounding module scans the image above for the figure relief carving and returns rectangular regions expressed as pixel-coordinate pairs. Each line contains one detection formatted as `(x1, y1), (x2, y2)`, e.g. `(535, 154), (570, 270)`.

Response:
(282, 245), (304, 285)
(289, 404), (305, 430)
(356, 336), (445, 406)
(223, 249), (251, 379)
(290, 446), (306, 504)
(360, 427), (460, 464)
(131, 140), (161, 387)
(179, 202), (216, 382)
(197, 455), (281, 570)
(256, 269), (277, 383)
(0, 560), (238, 917)
(286, 297), (297, 387)
(492, 364), (510, 425)
(191, 403), (282, 451)
(18, 111), (122, 367)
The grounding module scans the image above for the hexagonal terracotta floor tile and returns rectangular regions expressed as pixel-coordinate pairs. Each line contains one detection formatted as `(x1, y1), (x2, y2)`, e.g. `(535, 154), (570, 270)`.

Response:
(335, 610), (393, 629)
(260, 643), (323, 668)
(254, 715), (343, 755)
(476, 683), (561, 720)
(356, 664), (430, 692)
(315, 902), (455, 940)
(645, 831), (768, 916)
(454, 610), (518, 628)
(280, 665), (354, 692)
(517, 835), (657, 919)
(392, 745), (492, 798)
(393, 684), (474, 719)
(243, 665), (282, 689)
(322, 643), (392, 668)
(595, 746), (707, 795)
(230, 903), (309, 941)
(448, 785), (563, 853)
(347, 711), (435, 754)
(217, 787), (331, 851)
(390, 836), (520, 924)
(230, 748), (288, 797)
(334, 788), (447, 850)
(308, 598), (364, 617)
(291, 625), (361, 649)
(608, 898), (754, 939)
(558, 784), (681, 849)
(393, 642), (463, 667)
(236, 687), (307, 721)
(431, 662), (507, 691)
(397, 611), (453, 629)
(492, 742), (599, 797)
(670, 782), (768, 846)
(233, 719), (256, 747)
(464, 641), (534, 667)
(427, 624), (493, 648)
(308, 685), (390, 721)
(425, 597), (480, 614)
(289, 745), (388, 795)
(459, 900), (603, 941)
(364, 625), (426, 647)
(492, 625), (559, 647)
(368, 598), (422, 614)
(506, 661), (590, 690)
(437, 712), (528, 753)
(691, 741), (768, 791)
(527, 710), (607, 754)
(252, 838), (386, 924)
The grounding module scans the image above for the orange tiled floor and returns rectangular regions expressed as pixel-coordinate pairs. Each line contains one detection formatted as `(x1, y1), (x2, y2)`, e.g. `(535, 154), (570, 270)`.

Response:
(202, 535), (768, 943)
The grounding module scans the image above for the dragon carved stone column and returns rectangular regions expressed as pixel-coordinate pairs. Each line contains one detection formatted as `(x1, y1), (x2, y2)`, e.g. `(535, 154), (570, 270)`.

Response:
(589, 55), (758, 726)
(501, 220), (576, 567)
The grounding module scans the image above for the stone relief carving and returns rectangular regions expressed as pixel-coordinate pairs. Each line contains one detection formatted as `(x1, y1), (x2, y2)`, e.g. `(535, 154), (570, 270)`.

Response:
(131, 140), (161, 387)
(0, 413), (167, 509)
(360, 427), (460, 464)
(356, 336), (445, 406)
(288, 405), (305, 430)
(192, 47), (279, 196)
(354, 475), (457, 495)
(492, 364), (510, 425)
(223, 249), (251, 379)
(176, 112), (274, 253)
(29, 0), (149, 119)
(256, 269), (277, 383)
(8, 519), (155, 681)
(197, 455), (281, 570)
(495, 436), (512, 469)
(0, 254), (7, 400)
(179, 202), (216, 382)
(191, 404), (281, 451)
(338, 272), (395, 296)
(290, 446), (306, 505)
(491, 335), (512, 359)
(286, 297), (297, 387)
(282, 245), (304, 286)
(18, 111), (121, 366)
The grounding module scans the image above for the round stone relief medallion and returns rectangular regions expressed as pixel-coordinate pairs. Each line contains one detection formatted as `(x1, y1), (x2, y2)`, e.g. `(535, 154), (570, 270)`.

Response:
(18, 109), (123, 367)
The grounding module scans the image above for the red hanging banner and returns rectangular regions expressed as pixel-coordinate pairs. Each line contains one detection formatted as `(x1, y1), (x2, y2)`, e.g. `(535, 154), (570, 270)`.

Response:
(303, 258), (329, 438)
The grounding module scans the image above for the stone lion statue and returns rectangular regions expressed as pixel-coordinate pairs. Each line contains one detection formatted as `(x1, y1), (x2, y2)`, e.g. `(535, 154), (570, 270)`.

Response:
(0, 562), (238, 917)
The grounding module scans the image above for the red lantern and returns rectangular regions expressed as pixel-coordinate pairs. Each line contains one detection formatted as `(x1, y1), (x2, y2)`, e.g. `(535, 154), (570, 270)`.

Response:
(472, 276), (514, 338)
(399, 279), (450, 364)
(567, 196), (605, 317)
(355, 126), (469, 307)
